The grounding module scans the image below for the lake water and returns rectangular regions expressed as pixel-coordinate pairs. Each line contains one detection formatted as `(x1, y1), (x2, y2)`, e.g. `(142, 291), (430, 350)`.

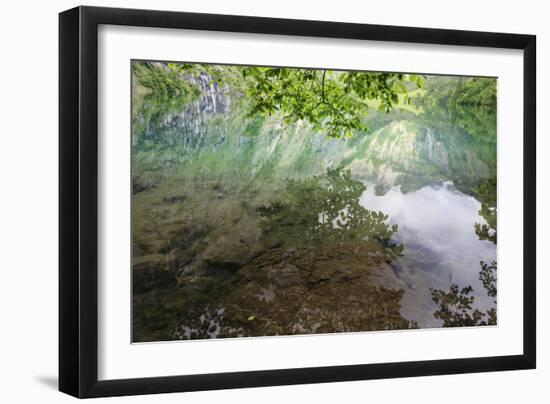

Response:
(131, 76), (497, 341)
(360, 181), (496, 327)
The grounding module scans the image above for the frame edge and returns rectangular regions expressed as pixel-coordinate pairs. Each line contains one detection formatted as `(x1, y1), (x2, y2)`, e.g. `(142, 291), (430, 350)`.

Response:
(59, 5), (81, 398)
(59, 5), (537, 398)
(522, 34), (536, 369)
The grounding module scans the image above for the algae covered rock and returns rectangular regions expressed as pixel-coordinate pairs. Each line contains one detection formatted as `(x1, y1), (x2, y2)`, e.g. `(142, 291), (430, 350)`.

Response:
(173, 241), (413, 339)
(200, 216), (267, 270)
(133, 254), (177, 293)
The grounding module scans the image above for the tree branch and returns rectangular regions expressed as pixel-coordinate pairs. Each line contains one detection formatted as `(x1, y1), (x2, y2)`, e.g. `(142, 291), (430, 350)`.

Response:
(322, 70), (327, 103)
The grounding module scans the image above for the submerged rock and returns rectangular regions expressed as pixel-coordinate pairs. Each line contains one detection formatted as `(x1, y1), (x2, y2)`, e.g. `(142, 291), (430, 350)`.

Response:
(267, 263), (301, 287)
(200, 216), (267, 270)
(133, 254), (177, 294)
(201, 235), (252, 269)
(173, 241), (414, 339)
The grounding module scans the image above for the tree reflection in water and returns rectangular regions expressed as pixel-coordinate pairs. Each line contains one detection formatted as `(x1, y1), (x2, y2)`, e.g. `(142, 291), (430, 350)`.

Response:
(258, 168), (404, 260)
(430, 175), (497, 326)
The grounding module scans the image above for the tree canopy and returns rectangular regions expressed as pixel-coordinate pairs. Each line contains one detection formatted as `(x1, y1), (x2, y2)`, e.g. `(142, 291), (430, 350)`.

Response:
(135, 62), (424, 139)
(241, 67), (424, 138)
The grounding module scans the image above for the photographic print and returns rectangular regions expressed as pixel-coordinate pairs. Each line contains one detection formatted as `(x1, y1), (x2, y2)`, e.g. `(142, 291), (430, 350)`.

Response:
(131, 60), (497, 343)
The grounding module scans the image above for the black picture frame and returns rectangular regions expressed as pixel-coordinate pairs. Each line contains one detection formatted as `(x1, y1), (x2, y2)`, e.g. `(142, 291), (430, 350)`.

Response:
(59, 5), (536, 398)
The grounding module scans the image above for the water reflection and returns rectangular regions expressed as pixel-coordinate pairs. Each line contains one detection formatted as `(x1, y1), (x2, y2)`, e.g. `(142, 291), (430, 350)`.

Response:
(131, 65), (498, 341)
(258, 168), (404, 259)
(359, 181), (496, 327)
(428, 175), (497, 327)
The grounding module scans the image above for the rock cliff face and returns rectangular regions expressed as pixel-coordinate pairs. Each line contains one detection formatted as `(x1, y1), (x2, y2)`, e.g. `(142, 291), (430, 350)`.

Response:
(137, 70), (232, 151)
(367, 121), (449, 169)
(163, 74), (230, 144)
(346, 120), (491, 195)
